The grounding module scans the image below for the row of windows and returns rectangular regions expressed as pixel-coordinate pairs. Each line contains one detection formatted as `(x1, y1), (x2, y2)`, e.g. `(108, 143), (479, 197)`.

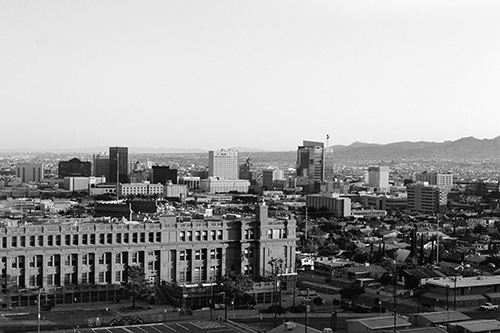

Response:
(9, 251), (155, 268)
(11, 270), (125, 288)
(267, 229), (288, 239)
(178, 265), (221, 283)
(2, 232), (162, 248)
(179, 249), (223, 261)
(179, 230), (222, 242)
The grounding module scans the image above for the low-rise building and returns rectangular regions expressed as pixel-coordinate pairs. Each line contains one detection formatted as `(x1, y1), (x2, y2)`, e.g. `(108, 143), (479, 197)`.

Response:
(346, 316), (411, 333)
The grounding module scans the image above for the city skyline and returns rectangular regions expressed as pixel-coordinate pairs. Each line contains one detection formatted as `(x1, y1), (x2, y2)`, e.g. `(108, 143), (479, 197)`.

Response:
(1, 0), (499, 151)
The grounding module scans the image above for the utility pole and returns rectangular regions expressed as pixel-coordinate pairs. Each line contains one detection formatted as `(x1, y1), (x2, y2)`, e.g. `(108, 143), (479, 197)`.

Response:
(393, 274), (397, 333)
(273, 261), (277, 328)
(305, 288), (309, 333)
(436, 214), (440, 264)
(116, 152), (120, 200)
(37, 288), (41, 333)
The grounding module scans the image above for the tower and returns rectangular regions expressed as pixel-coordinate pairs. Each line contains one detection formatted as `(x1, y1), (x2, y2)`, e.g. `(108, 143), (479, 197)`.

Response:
(109, 147), (128, 183)
(367, 166), (390, 193)
(296, 140), (324, 181)
(93, 153), (109, 179)
(208, 149), (239, 180)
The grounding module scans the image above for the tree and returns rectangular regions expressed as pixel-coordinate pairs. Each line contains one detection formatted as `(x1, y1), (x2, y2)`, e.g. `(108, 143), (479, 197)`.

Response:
(123, 265), (153, 309)
(215, 271), (252, 320)
(339, 286), (364, 304)
(318, 241), (341, 256)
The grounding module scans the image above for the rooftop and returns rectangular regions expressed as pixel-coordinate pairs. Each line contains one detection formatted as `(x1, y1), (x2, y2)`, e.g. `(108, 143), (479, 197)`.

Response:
(412, 310), (470, 323)
(347, 316), (411, 329)
(427, 276), (500, 289)
(449, 319), (500, 333)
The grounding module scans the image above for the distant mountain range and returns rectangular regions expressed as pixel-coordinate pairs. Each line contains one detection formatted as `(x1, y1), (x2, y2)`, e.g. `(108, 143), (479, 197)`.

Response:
(329, 136), (500, 160)
(1, 137), (500, 158)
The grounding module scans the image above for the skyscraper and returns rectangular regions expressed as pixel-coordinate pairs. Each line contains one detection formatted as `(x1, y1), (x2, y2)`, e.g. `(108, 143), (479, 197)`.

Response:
(367, 166), (390, 193)
(414, 171), (453, 205)
(109, 147), (128, 183)
(208, 149), (239, 180)
(407, 182), (440, 213)
(296, 140), (324, 181)
(93, 153), (109, 179)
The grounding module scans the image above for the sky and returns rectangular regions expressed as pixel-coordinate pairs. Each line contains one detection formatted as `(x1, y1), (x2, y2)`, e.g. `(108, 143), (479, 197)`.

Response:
(1, 0), (499, 152)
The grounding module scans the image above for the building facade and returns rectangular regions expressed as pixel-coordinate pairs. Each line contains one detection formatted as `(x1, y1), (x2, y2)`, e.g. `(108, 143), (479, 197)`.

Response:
(306, 193), (352, 217)
(0, 204), (296, 308)
(109, 147), (128, 184)
(415, 172), (453, 205)
(58, 158), (91, 178)
(296, 141), (324, 181)
(407, 183), (440, 213)
(150, 166), (177, 185)
(92, 153), (109, 179)
(367, 166), (390, 193)
(119, 183), (164, 197)
(208, 149), (239, 180)
(16, 164), (44, 183)
(200, 177), (250, 194)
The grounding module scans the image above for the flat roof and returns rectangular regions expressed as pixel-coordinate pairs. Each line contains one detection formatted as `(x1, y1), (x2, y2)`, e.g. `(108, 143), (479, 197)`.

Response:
(413, 310), (470, 323)
(347, 316), (411, 329)
(427, 276), (500, 288)
(449, 319), (500, 333)
(399, 328), (447, 333)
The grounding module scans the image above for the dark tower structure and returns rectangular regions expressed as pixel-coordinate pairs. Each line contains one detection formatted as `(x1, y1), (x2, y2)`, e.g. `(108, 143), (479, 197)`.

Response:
(109, 147), (128, 183)
(151, 166), (178, 185)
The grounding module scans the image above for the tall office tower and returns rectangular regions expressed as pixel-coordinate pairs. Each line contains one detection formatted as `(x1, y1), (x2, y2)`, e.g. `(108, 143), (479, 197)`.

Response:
(58, 158), (91, 178)
(414, 171), (453, 205)
(150, 166), (178, 184)
(296, 140), (324, 181)
(407, 182), (440, 213)
(16, 164), (44, 183)
(272, 168), (284, 181)
(367, 166), (390, 193)
(262, 169), (274, 189)
(208, 149), (239, 180)
(93, 153), (109, 178)
(109, 147), (128, 183)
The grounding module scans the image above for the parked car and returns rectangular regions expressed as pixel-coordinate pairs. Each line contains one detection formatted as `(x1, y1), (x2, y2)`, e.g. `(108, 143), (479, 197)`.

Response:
(480, 303), (498, 311)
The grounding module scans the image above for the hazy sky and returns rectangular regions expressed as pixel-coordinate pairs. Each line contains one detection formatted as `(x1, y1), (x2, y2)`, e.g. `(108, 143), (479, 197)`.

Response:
(1, 1), (499, 151)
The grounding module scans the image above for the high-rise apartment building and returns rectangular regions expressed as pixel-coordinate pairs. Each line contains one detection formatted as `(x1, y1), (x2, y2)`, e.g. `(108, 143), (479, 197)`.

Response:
(58, 158), (91, 178)
(92, 153), (109, 178)
(208, 149), (239, 180)
(407, 182), (440, 213)
(367, 166), (390, 193)
(16, 164), (44, 183)
(414, 171), (453, 205)
(109, 147), (128, 183)
(296, 141), (325, 182)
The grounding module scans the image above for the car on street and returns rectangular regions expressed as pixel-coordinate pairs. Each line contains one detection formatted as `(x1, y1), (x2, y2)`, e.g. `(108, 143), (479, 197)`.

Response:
(480, 303), (498, 311)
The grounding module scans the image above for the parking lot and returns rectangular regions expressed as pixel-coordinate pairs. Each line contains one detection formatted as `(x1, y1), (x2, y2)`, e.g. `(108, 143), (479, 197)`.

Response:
(90, 320), (237, 333)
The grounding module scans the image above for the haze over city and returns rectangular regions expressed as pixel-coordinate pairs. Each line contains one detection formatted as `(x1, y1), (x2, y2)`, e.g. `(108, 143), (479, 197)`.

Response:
(1, 0), (499, 151)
